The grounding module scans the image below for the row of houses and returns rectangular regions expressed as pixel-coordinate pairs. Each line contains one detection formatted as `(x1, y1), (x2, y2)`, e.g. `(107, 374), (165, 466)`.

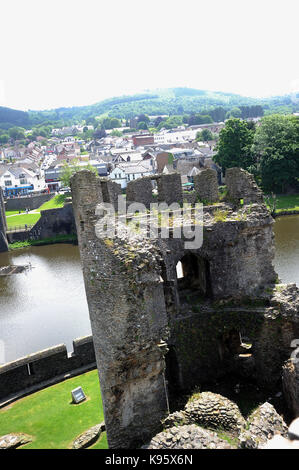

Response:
(0, 121), (223, 196)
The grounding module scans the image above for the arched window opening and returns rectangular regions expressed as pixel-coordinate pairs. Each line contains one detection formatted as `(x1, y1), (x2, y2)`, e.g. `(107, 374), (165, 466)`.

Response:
(176, 253), (212, 302)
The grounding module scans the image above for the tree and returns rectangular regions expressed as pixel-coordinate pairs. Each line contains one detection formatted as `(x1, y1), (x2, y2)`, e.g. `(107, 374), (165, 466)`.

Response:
(252, 115), (299, 193)
(225, 107), (242, 119)
(111, 129), (122, 137)
(154, 116), (164, 127)
(86, 117), (98, 127)
(0, 134), (9, 144)
(214, 118), (255, 171)
(137, 114), (150, 124)
(196, 129), (213, 141)
(137, 121), (148, 130)
(188, 114), (213, 125)
(210, 107), (226, 122)
(8, 126), (25, 140)
(157, 115), (183, 130)
(110, 118), (121, 129)
(60, 159), (98, 188)
(94, 126), (106, 139)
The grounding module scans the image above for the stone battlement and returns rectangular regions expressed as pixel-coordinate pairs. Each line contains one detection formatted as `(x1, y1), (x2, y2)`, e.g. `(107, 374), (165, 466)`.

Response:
(0, 336), (95, 401)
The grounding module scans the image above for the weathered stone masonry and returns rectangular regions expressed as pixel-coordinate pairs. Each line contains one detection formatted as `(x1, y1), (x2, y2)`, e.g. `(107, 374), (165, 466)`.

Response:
(0, 336), (95, 401)
(0, 188), (8, 252)
(71, 168), (299, 448)
(71, 171), (169, 448)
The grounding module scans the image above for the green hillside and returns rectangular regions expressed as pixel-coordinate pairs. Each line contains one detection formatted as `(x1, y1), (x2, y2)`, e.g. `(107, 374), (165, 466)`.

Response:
(0, 88), (298, 130)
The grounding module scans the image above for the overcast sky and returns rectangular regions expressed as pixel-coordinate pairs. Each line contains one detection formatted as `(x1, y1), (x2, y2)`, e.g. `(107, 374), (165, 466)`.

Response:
(1, 0), (298, 110)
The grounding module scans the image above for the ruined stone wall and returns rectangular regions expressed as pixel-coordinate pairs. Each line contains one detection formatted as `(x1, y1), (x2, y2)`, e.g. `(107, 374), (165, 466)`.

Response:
(0, 336), (96, 401)
(126, 176), (154, 207)
(71, 170), (169, 449)
(157, 205), (276, 302)
(226, 167), (264, 204)
(0, 188), (8, 252)
(157, 173), (183, 205)
(100, 178), (123, 208)
(30, 203), (76, 239)
(193, 168), (219, 203)
(5, 193), (53, 212)
(283, 360), (299, 417)
(166, 300), (299, 392)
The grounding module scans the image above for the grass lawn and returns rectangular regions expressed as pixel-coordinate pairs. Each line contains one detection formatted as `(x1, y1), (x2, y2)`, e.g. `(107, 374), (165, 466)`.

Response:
(38, 194), (68, 211)
(5, 210), (26, 216)
(6, 213), (41, 229)
(5, 195), (69, 230)
(0, 369), (108, 449)
(270, 194), (299, 213)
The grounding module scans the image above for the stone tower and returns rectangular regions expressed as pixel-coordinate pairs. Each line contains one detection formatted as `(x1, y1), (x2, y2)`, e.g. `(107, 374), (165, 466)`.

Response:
(0, 188), (8, 252)
(71, 171), (169, 448)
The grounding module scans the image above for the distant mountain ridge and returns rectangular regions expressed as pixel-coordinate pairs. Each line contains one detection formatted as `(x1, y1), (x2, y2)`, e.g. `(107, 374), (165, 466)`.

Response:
(0, 87), (297, 129)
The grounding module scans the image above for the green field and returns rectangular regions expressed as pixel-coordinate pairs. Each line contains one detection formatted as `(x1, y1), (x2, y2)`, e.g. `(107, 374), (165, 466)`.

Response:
(5, 210), (27, 216)
(5, 195), (68, 230)
(0, 369), (108, 449)
(266, 194), (299, 213)
(38, 194), (68, 211)
(6, 213), (41, 229)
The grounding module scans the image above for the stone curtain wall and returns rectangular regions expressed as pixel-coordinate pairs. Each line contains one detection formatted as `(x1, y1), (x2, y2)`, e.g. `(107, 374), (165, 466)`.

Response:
(5, 193), (53, 212)
(0, 188), (8, 252)
(29, 203), (76, 239)
(0, 336), (96, 401)
(193, 168), (219, 203)
(7, 203), (76, 243)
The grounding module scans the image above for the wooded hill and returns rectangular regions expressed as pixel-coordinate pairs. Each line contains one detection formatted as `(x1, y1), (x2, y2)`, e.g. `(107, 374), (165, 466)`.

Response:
(1, 87), (298, 129)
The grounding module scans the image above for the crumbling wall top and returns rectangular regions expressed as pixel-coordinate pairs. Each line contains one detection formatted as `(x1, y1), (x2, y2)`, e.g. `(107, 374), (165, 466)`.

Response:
(226, 167), (264, 205)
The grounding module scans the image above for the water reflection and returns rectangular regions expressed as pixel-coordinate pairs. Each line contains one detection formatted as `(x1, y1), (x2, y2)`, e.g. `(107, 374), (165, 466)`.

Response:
(0, 244), (91, 362)
(274, 215), (299, 286)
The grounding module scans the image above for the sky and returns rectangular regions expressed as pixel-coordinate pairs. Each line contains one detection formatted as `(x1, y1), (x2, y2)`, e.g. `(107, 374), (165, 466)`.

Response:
(0, 0), (298, 111)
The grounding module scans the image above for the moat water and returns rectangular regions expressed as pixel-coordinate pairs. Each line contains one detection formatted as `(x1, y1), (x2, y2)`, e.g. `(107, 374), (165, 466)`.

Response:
(0, 215), (298, 363)
(0, 244), (91, 362)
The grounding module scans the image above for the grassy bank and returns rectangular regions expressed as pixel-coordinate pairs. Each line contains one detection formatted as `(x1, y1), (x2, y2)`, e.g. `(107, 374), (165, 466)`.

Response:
(38, 193), (68, 211)
(5, 194), (68, 229)
(0, 369), (107, 449)
(6, 213), (41, 229)
(265, 194), (299, 214)
(8, 234), (77, 250)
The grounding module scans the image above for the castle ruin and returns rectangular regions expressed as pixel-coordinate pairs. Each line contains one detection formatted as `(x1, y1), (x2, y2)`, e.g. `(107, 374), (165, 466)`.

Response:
(71, 168), (299, 448)
(0, 188), (8, 253)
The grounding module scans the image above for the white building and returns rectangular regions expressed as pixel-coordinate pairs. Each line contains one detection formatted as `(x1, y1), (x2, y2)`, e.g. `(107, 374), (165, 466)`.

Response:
(0, 166), (46, 196)
(110, 161), (154, 189)
(154, 128), (198, 144)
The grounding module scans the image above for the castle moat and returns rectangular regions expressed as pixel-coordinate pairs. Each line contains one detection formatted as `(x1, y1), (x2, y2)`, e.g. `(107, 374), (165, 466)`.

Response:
(0, 214), (298, 363)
